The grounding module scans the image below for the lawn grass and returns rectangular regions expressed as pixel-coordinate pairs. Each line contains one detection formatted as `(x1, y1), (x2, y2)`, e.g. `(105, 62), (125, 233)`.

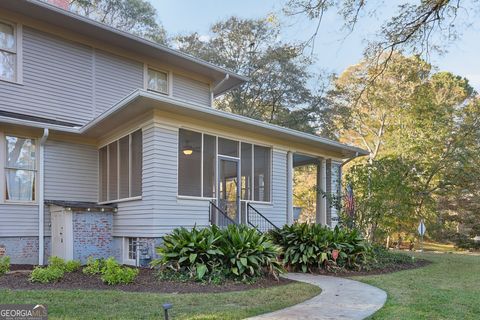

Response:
(0, 281), (319, 320)
(354, 252), (480, 320)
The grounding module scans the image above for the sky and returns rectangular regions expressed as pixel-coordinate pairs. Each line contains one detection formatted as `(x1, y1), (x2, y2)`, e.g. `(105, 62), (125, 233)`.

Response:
(151, 0), (480, 91)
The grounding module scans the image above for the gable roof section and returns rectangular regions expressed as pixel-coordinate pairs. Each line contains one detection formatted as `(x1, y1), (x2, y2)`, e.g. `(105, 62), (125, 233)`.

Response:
(1, 0), (247, 96)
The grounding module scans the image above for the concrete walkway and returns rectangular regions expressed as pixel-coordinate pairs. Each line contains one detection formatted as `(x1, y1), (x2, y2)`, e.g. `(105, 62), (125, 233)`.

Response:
(247, 273), (387, 320)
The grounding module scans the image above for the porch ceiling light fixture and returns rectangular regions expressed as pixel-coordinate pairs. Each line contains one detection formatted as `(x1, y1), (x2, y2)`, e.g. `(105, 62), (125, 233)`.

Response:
(182, 145), (193, 155)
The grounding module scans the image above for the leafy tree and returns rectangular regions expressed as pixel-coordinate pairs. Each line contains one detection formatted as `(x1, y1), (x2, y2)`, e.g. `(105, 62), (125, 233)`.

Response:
(68, 0), (167, 43)
(175, 16), (323, 133)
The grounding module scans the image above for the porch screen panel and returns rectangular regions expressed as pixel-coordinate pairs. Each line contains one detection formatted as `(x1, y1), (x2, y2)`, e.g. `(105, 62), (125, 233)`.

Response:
(99, 146), (108, 202)
(178, 129), (202, 196)
(107, 142), (118, 201)
(254, 146), (271, 202)
(203, 134), (216, 198)
(218, 137), (238, 157)
(119, 135), (130, 199)
(241, 143), (252, 200)
(130, 129), (143, 197)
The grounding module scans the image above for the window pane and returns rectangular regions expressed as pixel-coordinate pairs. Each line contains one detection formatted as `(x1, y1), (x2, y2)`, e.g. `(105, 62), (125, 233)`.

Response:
(5, 169), (35, 201)
(254, 146), (271, 202)
(108, 142), (118, 201)
(0, 22), (15, 51)
(119, 136), (130, 199)
(0, 51), (15, 81)
(6, 136), (35, 170)
(241, 143), (252, 200)
(178, 129), (202, 196)
(128, 238), (137, 260)
(203, 134), (216, 198)
(218, 137), (238, 157)
(99, 146), (108, 202)
(147, 69), (168, 93)
(131, 130), (143, 197)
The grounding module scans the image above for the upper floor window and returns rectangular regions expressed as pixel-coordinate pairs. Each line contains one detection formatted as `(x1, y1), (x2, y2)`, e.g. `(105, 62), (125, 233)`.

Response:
(99, 130), (142, 203)
(5, 136), (36, 202)
(147, 68), (168, 94)
(0, 21), (16, 82)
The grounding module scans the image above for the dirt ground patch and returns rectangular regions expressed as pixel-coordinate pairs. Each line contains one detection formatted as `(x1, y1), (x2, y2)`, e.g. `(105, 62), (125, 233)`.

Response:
(1, 267), (292, 293)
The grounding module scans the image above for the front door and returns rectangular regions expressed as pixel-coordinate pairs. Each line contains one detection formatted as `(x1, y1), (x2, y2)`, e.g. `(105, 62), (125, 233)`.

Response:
(217, 157), (240, 223)
(51, 210), (66, 259)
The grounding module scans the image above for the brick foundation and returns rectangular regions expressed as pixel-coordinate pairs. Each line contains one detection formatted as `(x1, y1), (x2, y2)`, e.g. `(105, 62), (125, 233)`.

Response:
(0, 236), (51, 265)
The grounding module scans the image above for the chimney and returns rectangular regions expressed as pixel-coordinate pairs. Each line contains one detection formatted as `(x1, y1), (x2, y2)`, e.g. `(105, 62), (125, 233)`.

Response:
(48, 0), (70, 10)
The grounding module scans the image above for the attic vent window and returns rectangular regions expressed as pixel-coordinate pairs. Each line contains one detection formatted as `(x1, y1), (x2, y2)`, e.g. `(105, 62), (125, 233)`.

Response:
(147, 68), (168, 94)
(0, 21), (16, 82)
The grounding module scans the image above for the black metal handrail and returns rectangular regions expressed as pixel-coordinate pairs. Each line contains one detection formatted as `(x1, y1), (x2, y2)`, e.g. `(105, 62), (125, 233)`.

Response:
(209, 200), (237, 228)
(247, 203), (279, 233)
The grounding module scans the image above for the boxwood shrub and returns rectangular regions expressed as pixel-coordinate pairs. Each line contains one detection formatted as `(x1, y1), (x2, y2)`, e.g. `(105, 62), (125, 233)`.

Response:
(153, 224), (283, 282)
(30, 256), (81, 283)
(269, 223), (372, 272)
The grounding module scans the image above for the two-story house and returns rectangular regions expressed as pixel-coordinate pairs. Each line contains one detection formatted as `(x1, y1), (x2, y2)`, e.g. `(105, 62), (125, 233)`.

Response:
(0, 0), (367, 265)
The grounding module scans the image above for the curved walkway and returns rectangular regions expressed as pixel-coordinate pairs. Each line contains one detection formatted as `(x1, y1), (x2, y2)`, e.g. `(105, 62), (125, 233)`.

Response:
(247, 273), (387, 320)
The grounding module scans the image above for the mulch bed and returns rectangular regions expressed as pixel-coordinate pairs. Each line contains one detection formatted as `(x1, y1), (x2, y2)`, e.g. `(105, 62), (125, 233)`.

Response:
(1, 267), (292, 294)
(313, 259), (431, 277)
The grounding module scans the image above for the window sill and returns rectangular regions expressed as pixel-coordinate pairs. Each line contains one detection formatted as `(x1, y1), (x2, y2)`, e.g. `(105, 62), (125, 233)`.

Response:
(0, 78), (23, 86)
(1, 201), (37, 206)
(177, 195), (215, 201)
(98, 196), (142, 205)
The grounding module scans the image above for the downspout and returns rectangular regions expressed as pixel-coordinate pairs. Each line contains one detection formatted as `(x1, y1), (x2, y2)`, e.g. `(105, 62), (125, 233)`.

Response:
(212, 74), (229, 96)
(39, 128), (49, 265)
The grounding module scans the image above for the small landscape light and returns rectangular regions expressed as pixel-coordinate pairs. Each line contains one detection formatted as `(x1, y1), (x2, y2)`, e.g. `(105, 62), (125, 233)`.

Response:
(163, 303), (173, 320)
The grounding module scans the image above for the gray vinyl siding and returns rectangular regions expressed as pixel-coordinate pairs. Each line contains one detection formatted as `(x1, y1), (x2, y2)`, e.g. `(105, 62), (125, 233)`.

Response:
(248, 150), (288, 228)
(93, 50), (144, 117)
(0, 204), (39, 237)
(0, 28), (143, 125)
(172, 73), (211, 107)
(44, 140), (99, 202)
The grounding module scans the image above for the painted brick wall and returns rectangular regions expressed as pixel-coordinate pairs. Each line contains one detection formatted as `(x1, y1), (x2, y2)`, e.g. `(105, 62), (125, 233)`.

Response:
(72, 211), (113, 264)
(0, 237), (51, 264)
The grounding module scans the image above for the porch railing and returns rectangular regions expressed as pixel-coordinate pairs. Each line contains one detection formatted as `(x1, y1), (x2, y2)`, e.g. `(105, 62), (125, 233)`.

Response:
(209, 200), (237, 228)
(247, 203), (279, 233)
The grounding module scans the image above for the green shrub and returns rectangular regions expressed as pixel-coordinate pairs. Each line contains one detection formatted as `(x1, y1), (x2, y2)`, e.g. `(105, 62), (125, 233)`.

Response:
(48, 256), (81, 273)
(83, 257), (105, 275)
(269, 223), (372, 272)
(100, 257), (139, 285)
(367, 245), (416, 270)
(221, 225), (283, 280)
(153, 225), (284, 282)
(30, 266), (64, 283)
(65, 260), (81, 272)
(453, 233), (480, 251)
(0, 256), (10, 276)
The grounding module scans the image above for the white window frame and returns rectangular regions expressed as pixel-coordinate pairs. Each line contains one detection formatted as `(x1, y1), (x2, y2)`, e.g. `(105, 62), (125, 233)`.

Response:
(177, 128), (273, 204)
(1, 133), (38, 205)
(144, 65), (170, 95)
(0, 19), (22, 84)
(98, 129), (142, 204)
(123, 237), (139, 266)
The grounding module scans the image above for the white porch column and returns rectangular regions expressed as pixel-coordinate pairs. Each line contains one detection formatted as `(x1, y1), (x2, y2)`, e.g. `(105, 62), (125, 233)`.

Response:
(316, 158), (327, 225)
(286, 151), (294, 225)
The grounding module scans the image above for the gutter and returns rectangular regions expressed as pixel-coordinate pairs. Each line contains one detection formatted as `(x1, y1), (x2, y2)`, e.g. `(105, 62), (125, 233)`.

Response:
(341, 151), (361, 167)
(38, 128), (49, 265)
(212, 74), (229, 96)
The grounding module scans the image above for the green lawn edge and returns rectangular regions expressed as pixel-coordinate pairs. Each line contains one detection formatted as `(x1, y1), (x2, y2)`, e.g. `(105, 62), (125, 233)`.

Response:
(0, 281), (320, 320)
(352, 252), (480, 320)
